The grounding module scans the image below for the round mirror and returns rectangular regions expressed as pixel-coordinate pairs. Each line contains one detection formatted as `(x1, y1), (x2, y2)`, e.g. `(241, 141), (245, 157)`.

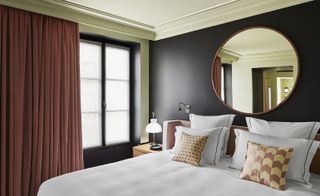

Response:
(212, 27), (299, 114)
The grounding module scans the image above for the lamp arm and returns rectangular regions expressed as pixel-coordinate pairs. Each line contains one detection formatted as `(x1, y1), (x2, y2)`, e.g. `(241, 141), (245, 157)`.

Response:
(179, 102), (186, 108)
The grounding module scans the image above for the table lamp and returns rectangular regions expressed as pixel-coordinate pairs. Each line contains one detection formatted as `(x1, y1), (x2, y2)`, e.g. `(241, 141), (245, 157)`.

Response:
(146, 112), (162, 150)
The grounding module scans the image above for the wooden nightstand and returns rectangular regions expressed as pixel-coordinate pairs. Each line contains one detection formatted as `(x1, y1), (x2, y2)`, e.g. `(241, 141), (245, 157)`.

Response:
(133, 143), (162, 157)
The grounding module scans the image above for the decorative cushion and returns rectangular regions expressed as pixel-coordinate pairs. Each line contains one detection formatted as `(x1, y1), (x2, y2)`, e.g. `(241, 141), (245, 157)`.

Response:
(246, 117), (320, 140)
(189, 113), (235, 155)
(173, 126), (228, 165)
(240, 141), (294, 190)
(232, 129), (319, 186)
(173, 132), (208, 166)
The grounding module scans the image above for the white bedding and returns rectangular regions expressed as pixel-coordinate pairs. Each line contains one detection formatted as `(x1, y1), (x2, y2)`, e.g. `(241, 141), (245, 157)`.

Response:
(38, 151), (320, 196)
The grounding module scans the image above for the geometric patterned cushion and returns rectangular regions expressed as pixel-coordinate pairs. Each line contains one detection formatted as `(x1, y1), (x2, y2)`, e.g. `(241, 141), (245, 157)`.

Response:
(240, 141), (294, 190)
(173, 132), (208, 166)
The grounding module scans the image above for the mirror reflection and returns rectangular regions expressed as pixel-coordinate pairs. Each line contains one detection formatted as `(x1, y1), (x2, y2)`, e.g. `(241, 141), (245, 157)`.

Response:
(212, 27), (299, 114)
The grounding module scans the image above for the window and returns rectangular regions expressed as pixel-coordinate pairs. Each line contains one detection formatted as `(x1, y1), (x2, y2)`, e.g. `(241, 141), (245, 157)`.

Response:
(80, 38), (130, 148)
(221, 65), (225, 102)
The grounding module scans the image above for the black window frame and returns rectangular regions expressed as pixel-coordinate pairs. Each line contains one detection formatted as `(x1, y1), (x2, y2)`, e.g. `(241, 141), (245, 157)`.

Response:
(221, 63), (233, 106)
(80, 33), (134, 150)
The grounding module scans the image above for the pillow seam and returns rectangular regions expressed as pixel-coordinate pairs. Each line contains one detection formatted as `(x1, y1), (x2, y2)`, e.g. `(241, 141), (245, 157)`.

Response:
(226, 115), (232, 127)
(213, 128), (224, 164)
(307, 122), (317, 140)
(302, 141), (314, 184)
(248, 117), (252, 129)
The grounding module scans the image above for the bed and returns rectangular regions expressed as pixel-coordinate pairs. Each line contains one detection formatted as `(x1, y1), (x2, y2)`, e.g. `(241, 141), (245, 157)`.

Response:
(38, 120), (320, 196)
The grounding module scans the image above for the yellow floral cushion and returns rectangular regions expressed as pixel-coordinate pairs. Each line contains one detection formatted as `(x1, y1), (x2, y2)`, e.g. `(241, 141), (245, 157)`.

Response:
(173, 132), (208, 166)
(240, 141), (294, 190)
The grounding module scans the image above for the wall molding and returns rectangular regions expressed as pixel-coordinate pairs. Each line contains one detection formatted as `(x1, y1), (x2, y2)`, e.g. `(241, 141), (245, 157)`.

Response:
(238, 50), (296, 62)
(0, 0), (312, 40)
(219, 49), (296, 63)
(219, 49), (240, 63)
(154, 0), (312, 40)
(46, 0), (154, 31)
(0, 0), (155, 40)
(0, 0), (312, 41)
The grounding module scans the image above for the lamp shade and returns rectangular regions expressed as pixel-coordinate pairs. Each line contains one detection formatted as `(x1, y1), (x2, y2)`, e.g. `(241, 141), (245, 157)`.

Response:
(146, 119), (162, 133)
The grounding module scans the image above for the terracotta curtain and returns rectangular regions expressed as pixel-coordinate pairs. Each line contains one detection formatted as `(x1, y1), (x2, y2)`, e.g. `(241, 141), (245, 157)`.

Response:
(0, 5), (83, 196)
(213, 56), (222, 96)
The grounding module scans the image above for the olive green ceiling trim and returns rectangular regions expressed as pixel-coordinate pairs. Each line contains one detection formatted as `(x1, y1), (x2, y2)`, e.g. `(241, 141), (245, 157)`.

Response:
(0, 0), (155, 40)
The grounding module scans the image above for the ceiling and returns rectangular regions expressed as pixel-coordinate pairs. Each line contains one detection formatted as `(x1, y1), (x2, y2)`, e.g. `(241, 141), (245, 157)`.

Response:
(48, 0), (312, 40)
(223, 28), (294, 56)
(65, 0), (236, 27)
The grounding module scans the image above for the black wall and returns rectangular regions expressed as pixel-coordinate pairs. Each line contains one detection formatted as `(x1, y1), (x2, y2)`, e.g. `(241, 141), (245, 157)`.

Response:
(150, 1), (320, 143)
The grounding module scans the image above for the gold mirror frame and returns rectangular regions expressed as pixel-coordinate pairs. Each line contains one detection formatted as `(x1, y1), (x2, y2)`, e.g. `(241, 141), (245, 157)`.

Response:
(211, 26), (300, 115)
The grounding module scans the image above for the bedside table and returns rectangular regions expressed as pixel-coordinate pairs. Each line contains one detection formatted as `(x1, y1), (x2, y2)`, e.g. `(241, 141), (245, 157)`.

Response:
(133, 143), (162, 157)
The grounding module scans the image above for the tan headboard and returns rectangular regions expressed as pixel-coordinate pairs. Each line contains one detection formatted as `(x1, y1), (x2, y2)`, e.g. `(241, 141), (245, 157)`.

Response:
(163, 120), (320, 175)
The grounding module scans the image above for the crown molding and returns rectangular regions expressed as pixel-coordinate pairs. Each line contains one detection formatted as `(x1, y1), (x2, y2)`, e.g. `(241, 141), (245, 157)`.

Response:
(219, 49), (296, 63)
(219, 49), (240, 62)
(0, 0), (155, 40)
(46, 0), (154, 31)
(238, 50), (296, 62)
(154, 0), (312, 40)
(154, 0), (240, 27)
(0, 0), (312, 41)
(47, 0), (311, 40)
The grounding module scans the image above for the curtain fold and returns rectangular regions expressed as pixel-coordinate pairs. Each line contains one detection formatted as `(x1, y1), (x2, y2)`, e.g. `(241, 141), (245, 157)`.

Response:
(0, 5), (83, 196)
(213, 56), (222, 97)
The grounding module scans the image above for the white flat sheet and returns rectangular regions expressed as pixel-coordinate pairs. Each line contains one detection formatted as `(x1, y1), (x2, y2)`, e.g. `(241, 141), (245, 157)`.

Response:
(38, 151), (320, 196)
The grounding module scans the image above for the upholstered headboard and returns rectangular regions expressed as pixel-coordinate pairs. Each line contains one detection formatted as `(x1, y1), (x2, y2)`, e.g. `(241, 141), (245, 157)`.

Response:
(163, 120), (320, 174)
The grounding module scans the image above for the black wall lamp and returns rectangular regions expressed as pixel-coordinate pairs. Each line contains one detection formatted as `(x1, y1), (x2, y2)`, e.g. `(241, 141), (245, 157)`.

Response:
(178, 102), (191, 114)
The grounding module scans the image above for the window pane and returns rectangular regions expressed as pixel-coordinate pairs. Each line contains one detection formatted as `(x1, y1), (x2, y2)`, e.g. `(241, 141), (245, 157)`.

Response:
(106, 80), (129, 111)
(80, 41), (101, 79)
(106, 46), (129, 80)
(80, 40), (102, 148)
(82, 113), (102, 148)
(105, 111), (129, 145)
(80, 79), (101, 112)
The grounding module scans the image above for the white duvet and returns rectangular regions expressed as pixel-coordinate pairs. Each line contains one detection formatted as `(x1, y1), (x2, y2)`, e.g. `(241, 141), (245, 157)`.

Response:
(38, 151), (320, 196)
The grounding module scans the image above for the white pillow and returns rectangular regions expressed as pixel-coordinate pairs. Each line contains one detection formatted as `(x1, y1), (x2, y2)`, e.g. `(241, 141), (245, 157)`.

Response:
(246, 117), (320, 140)
(189, 113), (235, 155)
(173, 126), (228, 165)
(232, 129), (319, 187)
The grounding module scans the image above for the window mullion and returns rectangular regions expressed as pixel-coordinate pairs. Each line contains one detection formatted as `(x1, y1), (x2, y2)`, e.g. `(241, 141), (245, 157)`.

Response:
(101, 42), (106, 146)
